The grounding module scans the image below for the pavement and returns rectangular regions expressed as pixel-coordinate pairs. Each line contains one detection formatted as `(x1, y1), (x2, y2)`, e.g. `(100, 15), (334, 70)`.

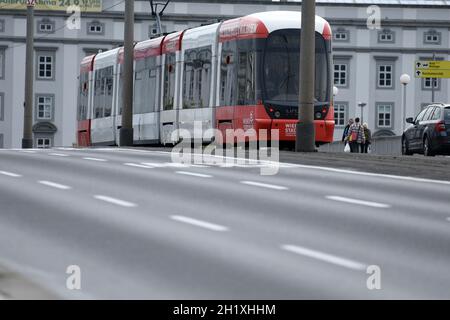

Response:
(0, 147), (449, 299)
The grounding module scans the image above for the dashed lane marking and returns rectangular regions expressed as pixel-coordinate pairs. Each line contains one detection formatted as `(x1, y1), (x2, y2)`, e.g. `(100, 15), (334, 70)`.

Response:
(83, 157), (108, 162)
(94, 195), (137, 208)
(124, 163), (154, 169)
(326, 195), (391, 208)
(175, 171), (213, 178)
(38, 180), (72, 190)
(240, 180), (288, 191)
(48, 153), (70, 157)
(170, 215), (229, 232)
(0, 171), (22, 178)
(281, 244), (367, 271)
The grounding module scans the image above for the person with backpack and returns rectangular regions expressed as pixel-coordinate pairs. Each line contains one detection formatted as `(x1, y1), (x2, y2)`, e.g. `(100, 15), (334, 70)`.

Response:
(362, 122), (372, 153)
(347, 117), (365, 153)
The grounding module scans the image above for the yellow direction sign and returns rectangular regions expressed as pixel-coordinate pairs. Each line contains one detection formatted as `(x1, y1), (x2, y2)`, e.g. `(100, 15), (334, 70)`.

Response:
(416, 60), (450, 70)
(415, 69), (450, 79)
(0, 0), (102, 12)
(415, 60), (450, 78)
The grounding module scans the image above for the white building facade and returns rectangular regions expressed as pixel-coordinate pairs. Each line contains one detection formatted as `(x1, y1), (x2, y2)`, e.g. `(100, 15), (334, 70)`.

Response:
(0, 0), (449, 148)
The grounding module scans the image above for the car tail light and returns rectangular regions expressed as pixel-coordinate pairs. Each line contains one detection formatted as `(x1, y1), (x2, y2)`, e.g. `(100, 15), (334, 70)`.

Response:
(436, 121), (446, 132)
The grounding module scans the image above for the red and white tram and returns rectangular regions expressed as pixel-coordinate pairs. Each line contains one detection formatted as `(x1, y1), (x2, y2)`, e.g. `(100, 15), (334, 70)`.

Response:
(77, 11), (334, 147)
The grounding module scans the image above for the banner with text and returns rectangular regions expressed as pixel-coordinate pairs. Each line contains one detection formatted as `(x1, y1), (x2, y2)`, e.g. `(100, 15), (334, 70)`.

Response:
(0, 0), (102, 12)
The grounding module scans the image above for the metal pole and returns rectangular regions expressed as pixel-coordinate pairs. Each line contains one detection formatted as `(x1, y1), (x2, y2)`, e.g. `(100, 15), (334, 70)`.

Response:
(431, 52), (436, 103)
(120, 0), (135, 146)
(360, 105), (364, 124)
(22, 4), (35, 149)
(402, 84), (407, 133)
(296, 0), (316, 152)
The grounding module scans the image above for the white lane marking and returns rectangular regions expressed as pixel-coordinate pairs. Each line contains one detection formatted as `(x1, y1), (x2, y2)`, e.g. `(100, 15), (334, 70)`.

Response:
(38, 180), (72, 190)
(0, 171), (22, 178)
(124, 163), (154, 169)
(170, 215), (229, 232)
(281, 244), (367, 271)
(240, 180), (288, 190)
(83, 157), (108, 162)
(94, 195), (137, 208)
(326, 195), (391, 208)
(175, 171), (213, 178)
(48, 153), (69, 157)
(142, 162), (189, 168)
(19, 150), (37, 154)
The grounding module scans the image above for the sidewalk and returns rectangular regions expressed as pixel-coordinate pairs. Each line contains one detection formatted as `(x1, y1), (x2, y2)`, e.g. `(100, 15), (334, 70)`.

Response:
(129, 146), (450, 181)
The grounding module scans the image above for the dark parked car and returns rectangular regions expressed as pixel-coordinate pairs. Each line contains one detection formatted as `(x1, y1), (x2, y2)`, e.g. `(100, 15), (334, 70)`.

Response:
(402, 103), (450, 156)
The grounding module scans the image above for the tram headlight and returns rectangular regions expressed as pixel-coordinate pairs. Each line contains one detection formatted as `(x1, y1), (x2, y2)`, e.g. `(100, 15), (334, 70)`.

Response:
(274, 111), (281, 118)
(315, 112), (322, 119)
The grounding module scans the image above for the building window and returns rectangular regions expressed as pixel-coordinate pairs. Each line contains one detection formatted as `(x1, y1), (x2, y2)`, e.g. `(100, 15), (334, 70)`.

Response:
(377, 63), (394, 88)
(36, 95), (54, 121)
(0, 48), (4, 79)
(0, 20), (4, 33)
(334, 62), (348, 87)
(377, 103), (393, 128)
(0, 133), (3, 148)
(378, 29), (395, 43)
(36, 137), (52, 149)
(334, 102), (348, 127)
(0, 92), (4, 121)
(37, 19), (54, 33)
(36, 51), (55, 80)
(334, 29), (349, 42)
(149, 24), (166, 38)
(423, 78), (440, 90)
(87, 21), (104, 35)
(424, 30), (441, 45)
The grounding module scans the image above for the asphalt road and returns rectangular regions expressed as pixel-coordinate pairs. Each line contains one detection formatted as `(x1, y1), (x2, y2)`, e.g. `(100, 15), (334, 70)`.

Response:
(0, 147), (449, 299)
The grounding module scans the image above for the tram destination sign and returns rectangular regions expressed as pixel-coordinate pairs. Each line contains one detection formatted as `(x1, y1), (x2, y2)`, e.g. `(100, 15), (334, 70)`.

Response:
(0, 0), (102, 12)
(415, 60), (450, 78)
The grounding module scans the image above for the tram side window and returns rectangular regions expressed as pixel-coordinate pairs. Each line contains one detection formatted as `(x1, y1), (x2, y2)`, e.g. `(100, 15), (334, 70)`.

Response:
(77, 73), (89, 121)
(118, 66), (123, 115)
(183, 46), (212, 109)
(163, 53), (176, 110)
(94, 69), (104, 119)
(104, 67), (113, 117)
(134, 56), (158, 114)
(93, 66), (114, 119)
(237, 50), (256, 105)
(220, 42), (237, 106)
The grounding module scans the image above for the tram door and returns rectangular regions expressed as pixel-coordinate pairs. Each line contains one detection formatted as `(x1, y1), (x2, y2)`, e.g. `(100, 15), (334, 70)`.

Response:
(160, 51), (181, 145)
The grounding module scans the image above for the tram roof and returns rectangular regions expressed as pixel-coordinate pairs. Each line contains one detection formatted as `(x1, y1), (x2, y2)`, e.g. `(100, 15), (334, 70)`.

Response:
(279, 0), (450, 6)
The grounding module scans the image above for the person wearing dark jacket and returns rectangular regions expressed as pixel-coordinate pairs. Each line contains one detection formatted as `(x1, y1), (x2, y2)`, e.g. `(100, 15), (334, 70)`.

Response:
(342, 118), (354, 152)
(342, 118), (354, 142)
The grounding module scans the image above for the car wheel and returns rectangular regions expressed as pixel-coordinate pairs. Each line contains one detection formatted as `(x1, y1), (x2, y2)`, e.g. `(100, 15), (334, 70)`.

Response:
(423, 137), (435, 157)
(402, 137), (412, 156)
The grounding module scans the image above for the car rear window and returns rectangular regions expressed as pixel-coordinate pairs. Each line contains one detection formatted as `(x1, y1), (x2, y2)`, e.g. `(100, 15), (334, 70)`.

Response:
(445, 108), (450, 120)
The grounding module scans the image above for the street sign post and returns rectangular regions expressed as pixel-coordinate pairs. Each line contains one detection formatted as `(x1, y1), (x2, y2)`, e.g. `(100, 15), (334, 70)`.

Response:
(415, 60), (450, 78)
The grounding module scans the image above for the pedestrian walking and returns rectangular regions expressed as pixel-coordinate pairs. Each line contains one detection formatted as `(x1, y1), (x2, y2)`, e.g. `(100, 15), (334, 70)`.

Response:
(342, 118), (354, 152)
(347, 117), (365, 153)
(362, 123), (372, 153)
